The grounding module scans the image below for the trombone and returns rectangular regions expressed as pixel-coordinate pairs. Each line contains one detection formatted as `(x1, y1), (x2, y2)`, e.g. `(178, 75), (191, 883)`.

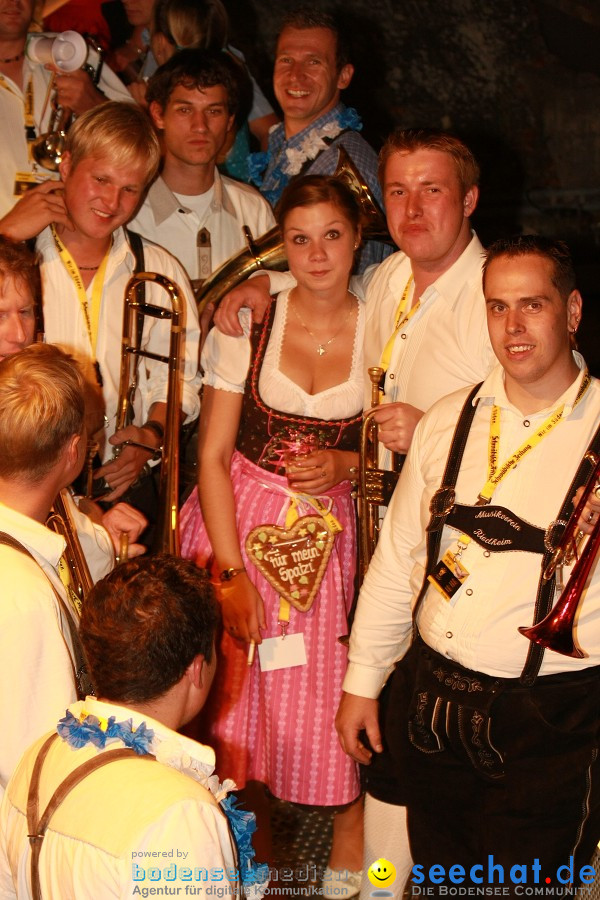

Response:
(113, 271), (184, 556)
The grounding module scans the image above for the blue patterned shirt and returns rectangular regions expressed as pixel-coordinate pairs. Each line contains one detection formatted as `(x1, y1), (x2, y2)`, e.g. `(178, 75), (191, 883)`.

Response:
(251, 103), (392, 272)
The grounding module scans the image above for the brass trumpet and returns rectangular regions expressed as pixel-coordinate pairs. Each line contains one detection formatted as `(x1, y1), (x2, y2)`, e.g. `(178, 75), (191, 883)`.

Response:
(115, 272), (184, 555)
(518, 453), (600, 658)
(357, 368), (406, 581)
(28, 33), (104, 171)
(358, 367), (385, 581)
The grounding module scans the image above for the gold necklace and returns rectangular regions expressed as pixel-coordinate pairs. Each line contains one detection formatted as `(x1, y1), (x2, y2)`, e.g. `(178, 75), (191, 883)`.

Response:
(291, 293), (354, 356)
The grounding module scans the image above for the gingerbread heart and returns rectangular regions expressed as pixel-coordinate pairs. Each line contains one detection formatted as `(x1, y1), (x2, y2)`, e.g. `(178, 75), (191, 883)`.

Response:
(245, 516), (335, 612)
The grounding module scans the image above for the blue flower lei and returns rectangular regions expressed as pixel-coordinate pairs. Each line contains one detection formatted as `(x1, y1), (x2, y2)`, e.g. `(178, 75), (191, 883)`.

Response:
(248, 106), (363, 206)
(57, 710), (268, 896)
(57, 710), (154, 754)
(221, 795), (270, 893)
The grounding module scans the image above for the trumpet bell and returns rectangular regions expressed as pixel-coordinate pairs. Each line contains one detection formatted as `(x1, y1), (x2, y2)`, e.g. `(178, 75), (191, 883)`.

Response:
(518, 503), (600, 658)
(518, 620), (585, 660)
(31, 128), (67, 171)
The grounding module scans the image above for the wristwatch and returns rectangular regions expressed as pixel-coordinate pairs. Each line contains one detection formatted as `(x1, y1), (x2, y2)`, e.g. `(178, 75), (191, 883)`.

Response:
(219, 566), (246, 582)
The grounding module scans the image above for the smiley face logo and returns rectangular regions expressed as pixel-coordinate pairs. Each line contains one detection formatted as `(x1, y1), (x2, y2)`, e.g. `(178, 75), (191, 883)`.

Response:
(367, 858), (396, 888)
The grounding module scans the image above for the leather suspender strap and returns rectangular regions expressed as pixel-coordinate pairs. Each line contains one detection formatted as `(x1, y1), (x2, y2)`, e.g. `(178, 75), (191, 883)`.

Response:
(411, 383), (482, 635)
(126, 228), (145, 278)
(0, 532), (92, 699)
(26, 733), (155, 900)
(519, 420), (600, 684)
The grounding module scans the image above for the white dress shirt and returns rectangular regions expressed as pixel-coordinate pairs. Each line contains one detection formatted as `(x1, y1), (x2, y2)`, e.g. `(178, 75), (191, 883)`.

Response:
(344, 359), (600, 696)
(37, 226), (202, 461)
(0, 697), (238, 899)
(129, 169), (275, 282)
(0, 501), (112, 798)
(0, 43), (132, 217)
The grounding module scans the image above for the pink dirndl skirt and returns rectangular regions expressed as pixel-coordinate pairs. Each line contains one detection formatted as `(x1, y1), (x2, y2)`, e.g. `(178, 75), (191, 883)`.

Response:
(180, 450), (360, 806)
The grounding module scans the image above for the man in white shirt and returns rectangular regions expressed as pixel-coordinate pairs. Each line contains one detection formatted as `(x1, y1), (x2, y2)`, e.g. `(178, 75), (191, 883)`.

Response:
(0, 342), (115, 798)
(0, 0), (132, 220)
(0, 554), (266, 899)
(130, 49), (275, 297)
(337, 237), (600, 891)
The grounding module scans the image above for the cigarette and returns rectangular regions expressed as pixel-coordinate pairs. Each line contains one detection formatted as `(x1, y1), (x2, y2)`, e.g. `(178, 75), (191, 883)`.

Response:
(247, 641), (256, 666)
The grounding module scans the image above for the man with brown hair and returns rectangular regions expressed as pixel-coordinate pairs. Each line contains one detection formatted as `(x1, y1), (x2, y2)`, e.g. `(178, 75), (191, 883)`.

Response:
(337, 236), (598, 892)
(250, 5), (390, 272)
(0, 555), (262, 898)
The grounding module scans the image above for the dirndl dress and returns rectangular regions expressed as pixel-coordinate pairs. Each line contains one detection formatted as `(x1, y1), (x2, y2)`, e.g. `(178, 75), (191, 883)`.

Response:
(180, 295), (363, 806)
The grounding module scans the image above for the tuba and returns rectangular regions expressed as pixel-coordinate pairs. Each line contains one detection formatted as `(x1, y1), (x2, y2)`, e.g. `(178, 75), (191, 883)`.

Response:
(518, 453), (600, 657)
(195, 146), (392, 319)
(26, 31), (104, 171)
(113, 272), (184, 555)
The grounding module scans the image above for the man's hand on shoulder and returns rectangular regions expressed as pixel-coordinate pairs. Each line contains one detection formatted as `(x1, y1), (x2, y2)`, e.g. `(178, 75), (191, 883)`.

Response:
(0, 181), (72, 242)
(212, 274), (272, 336)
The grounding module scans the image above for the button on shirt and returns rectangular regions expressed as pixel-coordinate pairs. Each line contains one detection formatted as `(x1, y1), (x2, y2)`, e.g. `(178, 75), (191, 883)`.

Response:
(345, 359), (600, 695)
(37, 226), (202, 461)
(129, 169), (276, 282)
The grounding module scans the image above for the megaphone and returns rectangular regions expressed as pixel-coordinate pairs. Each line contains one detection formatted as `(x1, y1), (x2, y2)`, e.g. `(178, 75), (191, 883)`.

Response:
(26, 30), (88, 73)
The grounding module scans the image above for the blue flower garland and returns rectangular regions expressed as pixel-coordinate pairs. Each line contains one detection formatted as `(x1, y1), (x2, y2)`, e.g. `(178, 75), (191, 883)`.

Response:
(221, 796), (270, 892)
(57, 710), (155, 755)
(57, 710), (268, 895)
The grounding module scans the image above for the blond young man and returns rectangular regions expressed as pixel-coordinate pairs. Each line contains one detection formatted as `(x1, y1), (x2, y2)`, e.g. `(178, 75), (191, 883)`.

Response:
(0, 0), (132, 219)
(0, 344), (108, 796)
(0, 102), (201, 503)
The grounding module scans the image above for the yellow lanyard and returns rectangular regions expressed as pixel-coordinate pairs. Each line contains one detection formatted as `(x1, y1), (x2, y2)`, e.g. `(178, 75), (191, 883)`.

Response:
(378, 275), (421, 373)
(477, 372), (591, 505)
(51, 226), (111, 359)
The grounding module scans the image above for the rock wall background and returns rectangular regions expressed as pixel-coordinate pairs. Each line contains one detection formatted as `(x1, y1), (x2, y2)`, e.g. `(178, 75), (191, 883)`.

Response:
(227, 0), (600, 368)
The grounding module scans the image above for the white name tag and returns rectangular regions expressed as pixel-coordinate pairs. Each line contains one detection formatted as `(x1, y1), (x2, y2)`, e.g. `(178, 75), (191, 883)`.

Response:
(258, 633), (307, 672)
